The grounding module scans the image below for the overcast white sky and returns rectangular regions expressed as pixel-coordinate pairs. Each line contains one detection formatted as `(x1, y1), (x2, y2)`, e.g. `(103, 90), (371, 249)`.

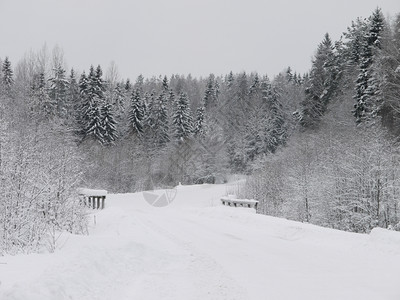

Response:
(1, 0), (399, 80)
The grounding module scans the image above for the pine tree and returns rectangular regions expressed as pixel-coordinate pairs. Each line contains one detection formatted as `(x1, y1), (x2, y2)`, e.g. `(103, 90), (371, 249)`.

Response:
(173, 92), (193, 141)
(2, 57), (14, 90)
(128, 88), (144, 135)
(101, 102), (118, 145)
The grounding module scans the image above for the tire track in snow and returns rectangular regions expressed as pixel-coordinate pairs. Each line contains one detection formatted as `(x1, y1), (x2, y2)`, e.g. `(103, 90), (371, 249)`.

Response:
(127, 211), (247, 300)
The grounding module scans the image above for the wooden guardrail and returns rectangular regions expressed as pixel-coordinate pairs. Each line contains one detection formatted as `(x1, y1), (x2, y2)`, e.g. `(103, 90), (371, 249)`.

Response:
(77, 188), (108, 209)
(221, 195), (258, 209)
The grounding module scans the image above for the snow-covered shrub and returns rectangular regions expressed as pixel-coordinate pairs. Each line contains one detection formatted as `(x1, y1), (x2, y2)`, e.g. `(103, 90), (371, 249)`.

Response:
(0, 119), (88, 255)
(244, 123), (400, 233)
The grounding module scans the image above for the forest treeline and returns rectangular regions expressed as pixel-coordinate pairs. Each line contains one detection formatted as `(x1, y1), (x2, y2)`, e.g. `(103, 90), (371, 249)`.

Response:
(1, 8), (400, 253)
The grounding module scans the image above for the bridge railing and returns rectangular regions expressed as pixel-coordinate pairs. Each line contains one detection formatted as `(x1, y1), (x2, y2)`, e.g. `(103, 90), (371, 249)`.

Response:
(221, 195), (258, 209)
(77, 188), (108, 209)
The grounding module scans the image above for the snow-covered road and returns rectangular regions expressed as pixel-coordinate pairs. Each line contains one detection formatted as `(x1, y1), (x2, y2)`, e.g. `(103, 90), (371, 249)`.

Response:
(1, 183), (400, 300)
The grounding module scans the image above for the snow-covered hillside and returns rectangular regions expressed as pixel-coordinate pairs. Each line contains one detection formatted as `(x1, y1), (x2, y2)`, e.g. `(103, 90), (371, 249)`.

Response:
(1, 183), (399, 300)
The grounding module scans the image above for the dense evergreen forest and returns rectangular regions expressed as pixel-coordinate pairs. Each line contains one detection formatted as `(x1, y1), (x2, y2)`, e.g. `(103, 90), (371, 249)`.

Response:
(1, 8), (400, 253)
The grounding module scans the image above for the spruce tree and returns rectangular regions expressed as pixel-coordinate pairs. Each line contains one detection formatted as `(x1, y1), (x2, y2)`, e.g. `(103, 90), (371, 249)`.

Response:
(68, 69), (79, 102)
(101, 102), (118, 145)
(378, 14), (400, 132)
(226, 71), (234, 89)
(245, 125), (263, 161)
(353, 8), (385, 124)
(249, 73), (260, 97)
(166, 88), (176, 124)
(286, 67), (293, 82)
(145, 91), (155, 128)
(344, 18), (368, 66)
(157, 93), (170, 147)
(300, 33), (338, 128)
(204, 74), (216, 110)
(79, 68), (106, 143)
(77, 72), (89, 136)
(94, 65), (105, 99)
(214, 80), (220, 100)
(236, 72), (249, 101)
(134, 75), (144, 94)
(79, 65), (107, 143)
(194, 102), (205, 137)
(31, 72), (51, 117)
(48, 64), (69, 117)
(84, 102), (104, 144)
(86, 65), (105, 100)
(128, 88), (144, 135)
(2, 57), (14, 90)
(264, 86), (287, 153)
(67, 69), (80, 121)
(31, 71), (46, 92)
(113, 83), (125, 119)
(124, 78), (132, 92)
(244, 79), (271, 160)
(173, 92), (193, 142)
(79, 72), (88, 97)
(162, 75), (169, 92)
(147, 92), (169, 148)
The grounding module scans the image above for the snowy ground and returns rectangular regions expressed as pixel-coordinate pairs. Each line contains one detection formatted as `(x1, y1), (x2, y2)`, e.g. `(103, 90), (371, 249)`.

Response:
(1, 183), (400, 300)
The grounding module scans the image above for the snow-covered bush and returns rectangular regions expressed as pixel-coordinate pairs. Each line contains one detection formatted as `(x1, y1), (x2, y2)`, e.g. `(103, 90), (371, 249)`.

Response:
(245, 123), (400, 233)
(0, 118), (88, 255)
